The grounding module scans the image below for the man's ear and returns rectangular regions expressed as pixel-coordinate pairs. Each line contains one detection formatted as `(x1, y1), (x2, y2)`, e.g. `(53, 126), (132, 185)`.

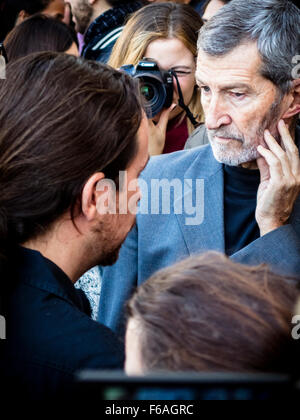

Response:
(81, 172), (105, 222)
(88, 0), (96, 5)
(282, 79), (300, 120)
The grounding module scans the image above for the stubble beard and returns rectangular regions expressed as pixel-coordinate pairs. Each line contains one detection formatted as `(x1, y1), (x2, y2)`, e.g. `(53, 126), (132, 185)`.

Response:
(90, 218), (137, 267)
(73, 0), (93, 34)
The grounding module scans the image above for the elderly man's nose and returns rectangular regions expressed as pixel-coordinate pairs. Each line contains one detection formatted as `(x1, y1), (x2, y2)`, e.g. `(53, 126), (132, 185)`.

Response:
(205, 98), (231, 130)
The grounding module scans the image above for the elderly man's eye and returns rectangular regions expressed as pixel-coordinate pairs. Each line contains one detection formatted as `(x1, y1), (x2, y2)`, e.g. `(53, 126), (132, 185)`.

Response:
(200, 86), (211, 93)
(231, 92), (245, 99)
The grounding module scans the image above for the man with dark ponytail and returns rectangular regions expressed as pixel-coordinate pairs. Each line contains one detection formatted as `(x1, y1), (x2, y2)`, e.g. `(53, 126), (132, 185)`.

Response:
(0, 52), (149, 402)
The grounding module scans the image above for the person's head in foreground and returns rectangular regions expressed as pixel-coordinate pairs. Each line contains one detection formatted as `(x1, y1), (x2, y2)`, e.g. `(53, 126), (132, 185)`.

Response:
(4, 14), (79, 62)
(197, 0), (300, 168)
(0, 52), (149, 281)
(126, 252), (299, 375)
(108, 2), (204, 134)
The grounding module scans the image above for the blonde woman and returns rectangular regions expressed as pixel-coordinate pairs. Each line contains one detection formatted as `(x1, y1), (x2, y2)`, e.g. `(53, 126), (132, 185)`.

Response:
(109, 2), (204, 155)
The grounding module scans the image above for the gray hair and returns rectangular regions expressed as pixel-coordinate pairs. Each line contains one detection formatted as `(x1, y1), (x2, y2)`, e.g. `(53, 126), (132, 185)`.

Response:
(198, 0), (300, 94)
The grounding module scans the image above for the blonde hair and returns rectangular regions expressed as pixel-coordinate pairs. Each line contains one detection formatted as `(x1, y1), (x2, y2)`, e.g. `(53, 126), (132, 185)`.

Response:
(109, 3), (204, 134)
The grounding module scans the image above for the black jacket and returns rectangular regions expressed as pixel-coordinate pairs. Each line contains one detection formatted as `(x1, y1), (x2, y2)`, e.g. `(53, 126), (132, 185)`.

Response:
(82, 2), (143, 63)
(0, 247), (124, 402)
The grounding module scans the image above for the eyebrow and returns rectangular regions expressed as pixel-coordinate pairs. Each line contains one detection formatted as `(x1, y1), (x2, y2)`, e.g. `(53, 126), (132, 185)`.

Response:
(196, 78), (253, 91)
(144, 59), (194, 71)
(170, 66), (194, 70)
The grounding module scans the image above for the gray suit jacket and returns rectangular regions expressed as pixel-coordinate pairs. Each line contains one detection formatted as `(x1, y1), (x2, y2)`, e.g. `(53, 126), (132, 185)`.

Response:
(98, 126), (300, 336)
(185, 123), (209, 149)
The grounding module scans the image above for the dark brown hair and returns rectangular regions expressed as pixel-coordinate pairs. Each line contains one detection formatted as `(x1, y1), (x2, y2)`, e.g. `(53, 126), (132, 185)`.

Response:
(127, 252), (299, 373)
(4, 14), (78, 62)
(0, 52), (142, 261)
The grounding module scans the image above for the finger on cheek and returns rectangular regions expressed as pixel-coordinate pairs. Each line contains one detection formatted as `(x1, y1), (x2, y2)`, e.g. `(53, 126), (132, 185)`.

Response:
(278, 119), (293, 144)
(264, 129), (276, 146)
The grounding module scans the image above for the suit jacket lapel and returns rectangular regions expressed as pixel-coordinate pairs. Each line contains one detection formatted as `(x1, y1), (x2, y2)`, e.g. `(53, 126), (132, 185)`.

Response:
(175, 146), (225, 256)
(175, 124), (300, 256)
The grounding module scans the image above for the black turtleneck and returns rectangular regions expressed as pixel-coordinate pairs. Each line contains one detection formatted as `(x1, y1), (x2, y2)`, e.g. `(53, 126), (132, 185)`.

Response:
(224, 165), (261, 256)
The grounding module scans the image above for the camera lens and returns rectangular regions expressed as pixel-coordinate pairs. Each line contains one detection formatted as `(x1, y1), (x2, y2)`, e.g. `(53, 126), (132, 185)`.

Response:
(121, 60), (174, 118)
(138, 76), (166, 118)
(140, 84), (155, 102)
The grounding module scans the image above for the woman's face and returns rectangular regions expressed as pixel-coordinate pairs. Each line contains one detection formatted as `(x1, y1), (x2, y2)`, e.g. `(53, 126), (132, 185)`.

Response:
(144, 38), (196, 121)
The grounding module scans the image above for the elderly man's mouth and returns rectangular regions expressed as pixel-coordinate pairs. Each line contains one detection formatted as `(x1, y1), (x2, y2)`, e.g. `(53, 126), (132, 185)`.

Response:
(215, 136), (235, 142)
(214, 136), (243, 143)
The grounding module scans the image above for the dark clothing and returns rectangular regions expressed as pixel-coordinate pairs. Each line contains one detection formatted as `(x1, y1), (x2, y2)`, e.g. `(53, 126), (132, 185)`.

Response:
(190, 0), (207, 14)
(82, 2), (143, 63)
(0, 247), (124, 402)
(224, 165), (261, 256)
(163, 116), (189, 154)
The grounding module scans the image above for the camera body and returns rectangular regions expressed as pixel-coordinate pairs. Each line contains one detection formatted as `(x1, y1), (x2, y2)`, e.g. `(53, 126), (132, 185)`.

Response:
(121, 60), (173, 118)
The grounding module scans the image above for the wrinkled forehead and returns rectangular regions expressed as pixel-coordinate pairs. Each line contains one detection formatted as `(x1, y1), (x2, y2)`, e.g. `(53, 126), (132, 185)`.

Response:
(196, 42), (265, 89)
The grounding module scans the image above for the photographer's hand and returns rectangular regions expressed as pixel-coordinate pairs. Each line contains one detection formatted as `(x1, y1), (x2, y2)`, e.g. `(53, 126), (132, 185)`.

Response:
(148, 104), (177, 156)
(256, 120), (300, 236)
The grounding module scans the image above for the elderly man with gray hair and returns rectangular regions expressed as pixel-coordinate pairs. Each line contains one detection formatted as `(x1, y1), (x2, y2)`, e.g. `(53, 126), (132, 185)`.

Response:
(98, 0), (300, 337)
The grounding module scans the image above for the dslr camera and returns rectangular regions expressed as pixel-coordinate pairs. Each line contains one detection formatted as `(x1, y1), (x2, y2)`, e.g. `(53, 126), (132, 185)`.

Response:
(121, 60), (173, 118)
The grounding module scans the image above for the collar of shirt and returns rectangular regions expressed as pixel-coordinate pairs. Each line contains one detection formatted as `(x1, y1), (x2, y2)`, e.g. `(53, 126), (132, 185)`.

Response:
(12, 246), (91, 316)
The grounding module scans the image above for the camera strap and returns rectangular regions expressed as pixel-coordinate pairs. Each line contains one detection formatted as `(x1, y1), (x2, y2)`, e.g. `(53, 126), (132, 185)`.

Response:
(171, 70), (198, 128)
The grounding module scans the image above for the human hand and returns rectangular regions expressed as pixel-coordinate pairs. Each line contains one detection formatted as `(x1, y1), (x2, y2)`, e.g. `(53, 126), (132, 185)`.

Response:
(256, 120), (300, 236)
(148, 104), (177, 156)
